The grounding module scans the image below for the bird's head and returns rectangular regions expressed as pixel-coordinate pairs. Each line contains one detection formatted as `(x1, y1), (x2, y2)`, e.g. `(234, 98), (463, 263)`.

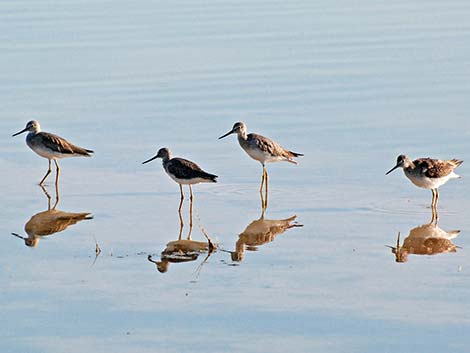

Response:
(142, 147), (172, 164)
(386, 154), (410, 175)
(12, 120), (41, 137)
(219, 121), (246, 139)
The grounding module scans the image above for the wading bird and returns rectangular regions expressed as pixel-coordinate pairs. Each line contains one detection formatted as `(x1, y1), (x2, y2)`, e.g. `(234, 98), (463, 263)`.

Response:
(386, 155), (462, 217)
(219, 122), (302, 208)
(12, 120), (93, 185)
(142, 147), (217, 212)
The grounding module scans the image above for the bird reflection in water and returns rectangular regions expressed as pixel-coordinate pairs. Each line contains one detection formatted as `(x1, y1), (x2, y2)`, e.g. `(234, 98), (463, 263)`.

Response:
(387, 219), (460, 263)
(230, 208), (303, 262)
(148, 209), (216, 273)
(11, 185), (92, 247)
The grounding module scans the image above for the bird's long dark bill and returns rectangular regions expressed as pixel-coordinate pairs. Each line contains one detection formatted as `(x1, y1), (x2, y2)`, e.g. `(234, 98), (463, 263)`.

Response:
(218, 130), (234, 139)
(12, 127), (28, 137)
(385, 164), (400, 175)
(142, 155), (158, 164)
(11, 232), (26, 240)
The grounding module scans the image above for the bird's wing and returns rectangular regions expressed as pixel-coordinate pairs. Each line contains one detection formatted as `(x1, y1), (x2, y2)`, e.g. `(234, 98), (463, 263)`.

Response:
(414, 158), (456, 178)
(167, 158), (204, 179)
(31, 132), (91, 155)
(248, 133), (287, 157)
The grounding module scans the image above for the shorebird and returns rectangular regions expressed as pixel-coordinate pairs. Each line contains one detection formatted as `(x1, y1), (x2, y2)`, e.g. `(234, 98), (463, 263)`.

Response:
(386, 155), (463, 211)
(142, 147), (217, 210)
(12, 120), (93, 185)
(219, 122), (303, 207)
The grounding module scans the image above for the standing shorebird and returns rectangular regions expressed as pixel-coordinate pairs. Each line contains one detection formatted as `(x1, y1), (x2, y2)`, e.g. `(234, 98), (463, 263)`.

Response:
(386, 155), (463, 216)
(142, 147), (217, 215)
(219, 122), (303, 208)
(12, 120), (93, 185)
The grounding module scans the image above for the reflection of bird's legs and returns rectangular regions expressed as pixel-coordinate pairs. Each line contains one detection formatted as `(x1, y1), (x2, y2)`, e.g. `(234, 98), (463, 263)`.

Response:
(178, 216), (184, 240)
(40, 184), (52, 210)
(39, 160), (52, 186)
(260, 206), (266, 220)
(259, 165), (265, 197)
(177, 208), (184, 240)
(54, 160), (60, 185)
(188, 185), (194, 239)
(53, 169), (60, 209)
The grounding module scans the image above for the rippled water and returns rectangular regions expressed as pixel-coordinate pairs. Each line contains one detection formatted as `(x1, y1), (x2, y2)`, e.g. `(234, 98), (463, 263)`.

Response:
(1, 1), (470, 352)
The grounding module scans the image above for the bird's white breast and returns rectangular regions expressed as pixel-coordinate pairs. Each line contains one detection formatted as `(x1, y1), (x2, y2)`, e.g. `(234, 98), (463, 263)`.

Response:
(27, 142), (61, 159)
(244, 147), (283, 164)
(405, 171), (452, 189)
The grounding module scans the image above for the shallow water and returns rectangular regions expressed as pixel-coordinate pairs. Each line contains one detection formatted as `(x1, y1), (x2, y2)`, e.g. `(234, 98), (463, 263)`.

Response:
(1, 1), (470, 352)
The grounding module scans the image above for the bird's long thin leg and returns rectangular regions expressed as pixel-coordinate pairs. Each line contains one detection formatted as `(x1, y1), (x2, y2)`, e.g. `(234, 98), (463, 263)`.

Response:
(433, 206), (439, 224)
(264, 167), (268, 209)
(431, 202), (436, 224)
(259, 167), (265, 194)
(53, 160), (60, 185)
(178, 184), (184, 212)
(39, 160), (52, 186)
(178, 184), (184, 237)
(430, 189), (439, 224)
(260, 166), (266, 209)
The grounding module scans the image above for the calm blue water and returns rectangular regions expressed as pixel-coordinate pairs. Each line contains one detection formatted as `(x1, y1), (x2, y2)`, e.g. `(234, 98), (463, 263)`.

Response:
(1, 1), (470, 352)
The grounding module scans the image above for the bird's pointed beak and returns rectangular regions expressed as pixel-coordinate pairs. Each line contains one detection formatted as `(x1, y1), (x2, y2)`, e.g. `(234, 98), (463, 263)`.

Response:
(12, 127), (29, 137)
(385, 164), (400, 175)
(218, 129), (235, 140)
(142, 154), (158, 164)
(11, 232), (26, 240)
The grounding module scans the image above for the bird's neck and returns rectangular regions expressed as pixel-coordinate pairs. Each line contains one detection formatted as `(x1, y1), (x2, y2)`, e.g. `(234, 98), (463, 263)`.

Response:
(403, 160), (415, 170)
(26, 131), (38, 140)
(237, 131), (248, 141)
(27, 127), (41, 137)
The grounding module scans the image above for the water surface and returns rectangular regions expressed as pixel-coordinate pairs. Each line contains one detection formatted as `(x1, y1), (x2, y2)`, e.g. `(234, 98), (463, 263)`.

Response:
(1, 1), (470, 352)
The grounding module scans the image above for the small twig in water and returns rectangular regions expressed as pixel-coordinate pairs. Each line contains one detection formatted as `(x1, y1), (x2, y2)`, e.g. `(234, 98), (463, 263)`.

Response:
(91, 234), (102, 266)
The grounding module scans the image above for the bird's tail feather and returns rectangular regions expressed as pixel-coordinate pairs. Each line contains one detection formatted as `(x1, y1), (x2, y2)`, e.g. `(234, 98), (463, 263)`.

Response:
(289, 151), (303, 158)
(450, 159), (463, 168)
(202, 172), (218, 183)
